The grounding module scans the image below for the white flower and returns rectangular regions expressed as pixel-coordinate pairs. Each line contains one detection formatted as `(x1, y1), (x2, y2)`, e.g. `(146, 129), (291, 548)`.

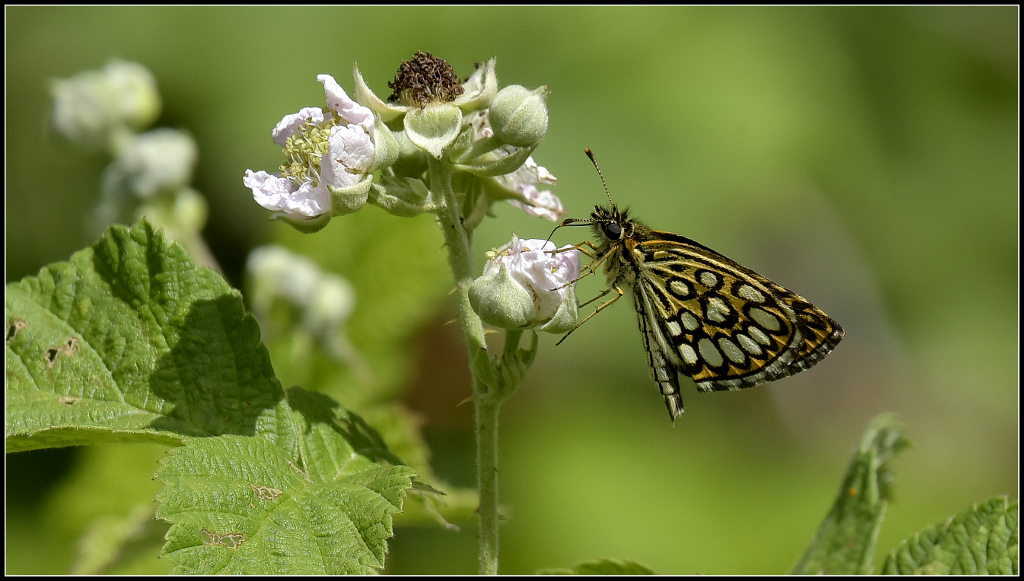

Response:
(323, 124), (375, 189)
(470, 236), (580, 332)
(318, 74), (374, 132)
(244, 74), (385, 225)
(51, 60), (161, 150)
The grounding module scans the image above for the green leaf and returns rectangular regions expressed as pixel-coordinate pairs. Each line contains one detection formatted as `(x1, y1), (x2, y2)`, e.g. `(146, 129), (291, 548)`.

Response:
(155, 387), (418, 574)
(792, 414), (910, 575)
(881, 496), (1018, 575)
(5, 220), (294, 453)
(536, 558), (657, 575)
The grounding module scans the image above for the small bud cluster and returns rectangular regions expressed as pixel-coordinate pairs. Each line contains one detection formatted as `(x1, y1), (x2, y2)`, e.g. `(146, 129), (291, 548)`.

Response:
(50, 61), (209, 262)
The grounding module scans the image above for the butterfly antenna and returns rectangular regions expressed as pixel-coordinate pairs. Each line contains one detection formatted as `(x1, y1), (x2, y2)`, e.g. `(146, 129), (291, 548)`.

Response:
(544, 147), (608, 247)
(585, 148), (615, 207)
(544, 219), (590, 246)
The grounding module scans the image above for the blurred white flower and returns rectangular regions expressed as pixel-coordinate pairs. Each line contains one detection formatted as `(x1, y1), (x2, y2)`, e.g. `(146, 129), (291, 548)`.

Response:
(51, 60), (161, 150)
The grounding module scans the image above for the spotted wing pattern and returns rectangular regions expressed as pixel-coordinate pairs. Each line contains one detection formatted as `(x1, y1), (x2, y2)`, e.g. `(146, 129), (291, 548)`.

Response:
(587, 204), (844, 422)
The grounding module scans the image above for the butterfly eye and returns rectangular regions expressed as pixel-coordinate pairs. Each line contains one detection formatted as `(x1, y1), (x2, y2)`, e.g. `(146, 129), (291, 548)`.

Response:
(603, 222), (622, 240)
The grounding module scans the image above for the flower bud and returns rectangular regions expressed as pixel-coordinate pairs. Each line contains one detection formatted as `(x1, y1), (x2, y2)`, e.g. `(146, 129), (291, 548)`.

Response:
(488, 85), (549, 148)
(469, 236), (580, 331)
(469, 262), (537, 330)
(102, 128), (197, 200)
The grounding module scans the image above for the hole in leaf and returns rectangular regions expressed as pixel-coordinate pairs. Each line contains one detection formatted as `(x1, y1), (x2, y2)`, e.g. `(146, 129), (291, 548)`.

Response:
(63, 337), (80, 356)
(6, 317), (27, 344)
(58, 396), (80, 405)
(45, 347), (61, 367)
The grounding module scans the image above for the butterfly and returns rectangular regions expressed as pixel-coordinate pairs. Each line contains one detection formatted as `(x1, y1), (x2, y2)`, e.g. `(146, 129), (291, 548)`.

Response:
(556, 149), (844, 422)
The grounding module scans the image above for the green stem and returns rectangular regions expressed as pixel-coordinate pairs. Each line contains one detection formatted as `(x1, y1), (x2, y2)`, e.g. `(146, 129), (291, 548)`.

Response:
(429, 157), (501, 575)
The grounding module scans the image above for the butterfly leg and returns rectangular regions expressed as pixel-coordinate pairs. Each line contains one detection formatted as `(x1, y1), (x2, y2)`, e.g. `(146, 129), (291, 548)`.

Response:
(555, 283), (624, 345)
(549, 241), (609, 296)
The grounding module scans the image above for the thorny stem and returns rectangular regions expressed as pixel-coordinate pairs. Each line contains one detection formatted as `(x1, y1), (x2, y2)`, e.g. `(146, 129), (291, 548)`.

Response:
(429, 156), (502, 575)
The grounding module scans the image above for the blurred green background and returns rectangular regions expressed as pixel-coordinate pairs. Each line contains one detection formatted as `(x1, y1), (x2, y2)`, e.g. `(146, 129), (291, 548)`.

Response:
(5, 6), (1017, 575)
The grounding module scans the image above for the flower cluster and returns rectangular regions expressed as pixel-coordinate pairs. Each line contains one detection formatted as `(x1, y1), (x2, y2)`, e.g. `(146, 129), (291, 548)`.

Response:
(51, 61), (213, 268)
(243, 52), (563, 233)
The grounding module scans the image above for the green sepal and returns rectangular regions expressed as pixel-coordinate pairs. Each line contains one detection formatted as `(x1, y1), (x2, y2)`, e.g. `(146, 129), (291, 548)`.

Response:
(454, 143), (537, 178)
(367, 180), (437, 217)
(327, 175), (373, 216)
(468, 263), (535, 330)
(352, 63), (404, 123)
(538, 283), (579, 335)
(453, 57), (498, 113)
(404, 103), (462, 159)
(368, 115), (399, 172)
(270, 211), (332, 234)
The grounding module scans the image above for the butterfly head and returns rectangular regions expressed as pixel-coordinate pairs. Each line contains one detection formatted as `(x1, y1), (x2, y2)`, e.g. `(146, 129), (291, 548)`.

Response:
(590, 204), (633, 243)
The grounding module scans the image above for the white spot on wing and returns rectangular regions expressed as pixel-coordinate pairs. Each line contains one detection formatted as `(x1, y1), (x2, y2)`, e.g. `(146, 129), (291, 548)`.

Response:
(749, 326), (771, 346)
(719, 337), (746, 364)
(698, 338), (724, 367)
(705, 297), (731, 323)
(699, 271), (719, 287)
(736, 333), (762, 355)
(749, 307), (781, 331)
(669, 279), (690, 298)
(737, 283), (765, 303)
(681, 311), (700, 331)
(679, 343), (698, 365)
(666, 319), (682, 337)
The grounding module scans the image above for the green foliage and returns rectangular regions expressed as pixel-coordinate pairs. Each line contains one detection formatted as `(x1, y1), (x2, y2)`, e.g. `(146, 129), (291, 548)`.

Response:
(793, 414), (910, 574)
(156, 433), (414, 574)
(882, 497), (1018, 575)
(5, 220), (288, 451)
(264, 207), (479, 526)
(5, 220), (422, 574)
(791, 415), (1018, 575)
(537, 558), (657, 575)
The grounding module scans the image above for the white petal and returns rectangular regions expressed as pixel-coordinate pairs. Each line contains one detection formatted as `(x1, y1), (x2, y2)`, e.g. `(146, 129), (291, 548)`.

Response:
(323, 125), (375, 189)
(244, 169), (329, 217)
(505, 238), (568, 320)
(318, 74), (374, 132)
(508, 185), (565, 222)
(272, 107), (325, 147)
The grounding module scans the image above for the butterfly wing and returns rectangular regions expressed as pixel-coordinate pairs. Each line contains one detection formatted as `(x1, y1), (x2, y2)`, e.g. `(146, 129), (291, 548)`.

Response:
(631, 281), (686, 419)
(633, 232), (844, 394)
